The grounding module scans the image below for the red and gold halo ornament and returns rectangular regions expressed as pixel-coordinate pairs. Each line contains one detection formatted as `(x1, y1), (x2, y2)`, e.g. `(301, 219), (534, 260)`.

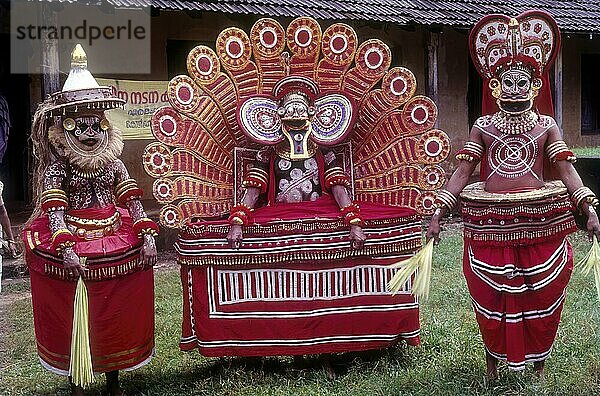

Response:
(187, 46), (221, 85)
(321, 23), (358, 66)
(250, 18), (286, 58)
(216, 28), (253, 70)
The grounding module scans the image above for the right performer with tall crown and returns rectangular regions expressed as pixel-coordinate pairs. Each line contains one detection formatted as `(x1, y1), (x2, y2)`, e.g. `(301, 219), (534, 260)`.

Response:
(427, 10), (600, 377)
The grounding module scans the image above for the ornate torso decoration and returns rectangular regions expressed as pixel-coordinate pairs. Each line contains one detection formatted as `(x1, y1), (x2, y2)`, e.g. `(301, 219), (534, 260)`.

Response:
(274, 155), (321, 203)
(43, 160), (127, 210)
(486, 131), (541, 180)
(475, 115), (548, 183)
(491, 110), (539, 135)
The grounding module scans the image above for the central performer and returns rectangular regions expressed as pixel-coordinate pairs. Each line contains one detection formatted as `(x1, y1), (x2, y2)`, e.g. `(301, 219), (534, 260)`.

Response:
(144, 17), (450, 358)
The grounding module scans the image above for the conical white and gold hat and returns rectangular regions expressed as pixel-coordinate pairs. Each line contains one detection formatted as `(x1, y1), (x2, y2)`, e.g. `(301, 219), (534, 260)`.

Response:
(47, 44), (125, 114)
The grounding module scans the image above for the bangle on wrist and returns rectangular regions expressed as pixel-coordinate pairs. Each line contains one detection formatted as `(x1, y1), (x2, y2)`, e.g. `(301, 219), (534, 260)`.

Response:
(228, 204), (253, 226)
(571, 186), (598, 209)
(434, 189), (458, 211)
(340, 202), (364, 227)
(133, 218), (160, 238)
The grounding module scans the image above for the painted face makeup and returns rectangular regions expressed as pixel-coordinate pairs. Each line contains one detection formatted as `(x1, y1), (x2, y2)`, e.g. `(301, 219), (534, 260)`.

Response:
(496, 69), (537, 115)
(62, 113), (109, 155)
(277, 92), (317, 159)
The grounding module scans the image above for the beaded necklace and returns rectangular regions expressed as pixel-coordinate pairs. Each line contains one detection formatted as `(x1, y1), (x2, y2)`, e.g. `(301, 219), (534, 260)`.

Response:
(491, 111), (539, 135)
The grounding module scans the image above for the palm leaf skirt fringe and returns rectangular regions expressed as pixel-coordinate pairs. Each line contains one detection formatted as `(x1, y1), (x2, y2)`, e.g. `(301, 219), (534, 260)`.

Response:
(69, 257), (94, 388)
(388, 239), (434, 300)
(577, 235), (600, 302)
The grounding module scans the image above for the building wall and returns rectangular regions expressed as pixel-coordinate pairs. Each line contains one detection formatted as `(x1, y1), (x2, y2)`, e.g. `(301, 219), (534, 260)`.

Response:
(562, 34), (600, 147)
(437, 28), (470, 164)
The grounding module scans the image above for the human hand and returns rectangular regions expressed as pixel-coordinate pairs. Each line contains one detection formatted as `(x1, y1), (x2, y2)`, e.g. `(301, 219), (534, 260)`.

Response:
(140, 234), (157, 268)
(227, 225), (243, 249)
(586, 209), (600, 242)
(426, 217), (441, 245)
(62, 247), (86, 278)
(349, 225), (366, 249)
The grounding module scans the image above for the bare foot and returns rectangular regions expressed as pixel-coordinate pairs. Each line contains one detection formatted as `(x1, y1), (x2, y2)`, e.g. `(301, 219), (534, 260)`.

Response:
(320, 354), (336, 379)
(69, 378), (85, 396)
(533, 360), (545, 381)
(106, 371), (125, 396)
(485, 350), (498, 380)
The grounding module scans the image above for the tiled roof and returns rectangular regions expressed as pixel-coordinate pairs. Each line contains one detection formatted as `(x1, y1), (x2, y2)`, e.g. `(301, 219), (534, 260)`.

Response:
(43, 1), (600, 33)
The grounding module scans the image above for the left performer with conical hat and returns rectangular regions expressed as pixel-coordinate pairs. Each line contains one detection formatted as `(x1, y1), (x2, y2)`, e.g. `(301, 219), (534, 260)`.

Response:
(23, 45), (159, 396)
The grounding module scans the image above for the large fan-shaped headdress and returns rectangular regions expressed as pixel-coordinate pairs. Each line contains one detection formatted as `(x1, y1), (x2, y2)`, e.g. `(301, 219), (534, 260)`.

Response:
(469, 10), (561, 115)
(144, 17), (450, 228)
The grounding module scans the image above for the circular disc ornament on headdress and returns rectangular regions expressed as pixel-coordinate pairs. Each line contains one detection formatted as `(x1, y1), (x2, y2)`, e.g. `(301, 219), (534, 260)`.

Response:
(250, 18), (286, 58)
(401, 96), (437, 133)
(160, 205), (183, 229)
(168, 76), (202, 113)
(382, 67), (417, 105)
(143, 142), (173, 178)
(216, 28), (253, 70)
(187, 46), (221, 85)
(321, 23), (358, 66)
(286, 17), (322, 57)
(418, 191), (438, 215)
(151, 107), (184, 144)
(153, 178), (176, 203)
(355, 40), (392, 76)
(419, 165), (446, 190)
(416, 129), (451, 165)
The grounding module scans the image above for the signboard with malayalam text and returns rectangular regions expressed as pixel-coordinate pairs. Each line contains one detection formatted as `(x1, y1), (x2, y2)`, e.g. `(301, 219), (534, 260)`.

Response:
(97, 78), (169, 140)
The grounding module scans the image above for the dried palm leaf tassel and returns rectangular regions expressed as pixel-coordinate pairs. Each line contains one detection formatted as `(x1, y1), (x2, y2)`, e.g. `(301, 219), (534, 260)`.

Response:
(388, 239), (434, 300)
(578, 235), (600, 302)
(69, 257), (94, 388)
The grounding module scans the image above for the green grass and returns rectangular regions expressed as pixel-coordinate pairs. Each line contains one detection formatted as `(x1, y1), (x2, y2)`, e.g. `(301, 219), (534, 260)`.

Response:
(1, 230), (599, 395)
(572, 146), (600, 158)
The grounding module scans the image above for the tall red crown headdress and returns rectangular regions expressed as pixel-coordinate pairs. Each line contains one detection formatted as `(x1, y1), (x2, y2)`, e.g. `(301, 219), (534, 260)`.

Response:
(469, 10), (561, 115)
